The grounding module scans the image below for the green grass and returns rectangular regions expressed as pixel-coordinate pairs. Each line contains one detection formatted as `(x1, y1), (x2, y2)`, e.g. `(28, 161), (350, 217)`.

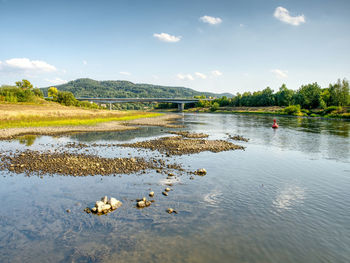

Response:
(0, 113), (163, 129)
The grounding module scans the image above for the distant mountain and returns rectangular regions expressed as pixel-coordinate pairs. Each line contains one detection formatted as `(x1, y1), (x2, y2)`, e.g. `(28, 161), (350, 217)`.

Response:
(41, 78), (233, 98)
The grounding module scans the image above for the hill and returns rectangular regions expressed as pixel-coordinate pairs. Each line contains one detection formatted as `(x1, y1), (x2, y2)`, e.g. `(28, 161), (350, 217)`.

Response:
(41, 78), (232, 98)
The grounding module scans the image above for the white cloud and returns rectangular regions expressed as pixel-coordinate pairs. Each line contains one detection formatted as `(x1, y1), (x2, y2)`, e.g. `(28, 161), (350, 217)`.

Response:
(195, 72), (207, 79)
(0, 58), (57, 72)
(45, 77), (67, 85)
(153, 33), (181, 43)
(274, 6), (305, 26)
(177, 73), (194, 81)
(119, 71), (131, 76)
(83, 60), (87, 65)
(200, 15), (222, 25)
(271, 69), (288, 78)
(211, 70), (223, 77)
(239, 23), (245, 27)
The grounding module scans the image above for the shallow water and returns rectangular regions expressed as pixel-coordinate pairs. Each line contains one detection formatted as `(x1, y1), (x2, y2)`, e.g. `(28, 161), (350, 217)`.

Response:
(0, 113), (349, 263)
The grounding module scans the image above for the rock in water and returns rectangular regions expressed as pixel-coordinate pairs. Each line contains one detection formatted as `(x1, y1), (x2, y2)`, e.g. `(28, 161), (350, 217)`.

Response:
(137, 201), (146, 208)
(95, 201), (105, 213)
(195, 168), (207, 176)
(149, 191), (154, 197)
(108, 197), (122, 210)
(101, 196), (108, 204)
(165, 187), (171, 192)
(162, 191), (168, 196)
(167, 208), (174, 214)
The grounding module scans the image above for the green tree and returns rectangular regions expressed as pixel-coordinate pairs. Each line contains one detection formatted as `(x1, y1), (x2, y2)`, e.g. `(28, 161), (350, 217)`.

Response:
(328, 79), (350, 106)
(48, 87), (58, 100)
(15, 79), (33, 90)
(56, 91), (77, 106)
(296, 82), (322, 109)
(276, 84), (294, 106)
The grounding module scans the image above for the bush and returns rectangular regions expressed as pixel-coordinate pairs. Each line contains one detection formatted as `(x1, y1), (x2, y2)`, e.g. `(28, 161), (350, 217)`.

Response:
(322, 106), (342, 115)
(56, 91), (77, 106)
(33, 88), (44, 98)
(283, 105), (302, 115)
(210, 102), (220, 112)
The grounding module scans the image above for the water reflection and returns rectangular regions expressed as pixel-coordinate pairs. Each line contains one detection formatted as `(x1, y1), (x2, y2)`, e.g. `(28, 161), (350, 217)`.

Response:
(70, 126), (171, 142)
(273, 186), (305, 211)
(16, 135), (37, 146)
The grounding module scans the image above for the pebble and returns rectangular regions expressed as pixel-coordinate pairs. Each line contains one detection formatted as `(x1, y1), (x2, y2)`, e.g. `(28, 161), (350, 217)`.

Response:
(195, 168), (207, 176)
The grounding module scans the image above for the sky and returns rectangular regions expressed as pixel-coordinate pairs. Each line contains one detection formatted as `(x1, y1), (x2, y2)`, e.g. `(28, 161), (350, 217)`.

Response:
(0, 0), (350, 94)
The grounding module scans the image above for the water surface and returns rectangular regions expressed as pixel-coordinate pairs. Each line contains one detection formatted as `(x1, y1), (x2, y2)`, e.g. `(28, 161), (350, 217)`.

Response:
(0, 113), (349, 263)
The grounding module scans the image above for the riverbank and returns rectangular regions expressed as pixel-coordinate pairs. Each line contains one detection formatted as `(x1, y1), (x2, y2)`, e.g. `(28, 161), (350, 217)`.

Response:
(0, 102), (181, 139)
(182, 106), (350, 119)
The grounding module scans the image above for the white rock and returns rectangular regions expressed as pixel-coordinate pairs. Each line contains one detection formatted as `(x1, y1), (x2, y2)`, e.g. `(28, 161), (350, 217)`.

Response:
(137, 201), (146, 208)
(95, 201), (105, 213)
(102, 204), (111, 211)
(108, 198), (122, 209)
(101, 196), (108, 204)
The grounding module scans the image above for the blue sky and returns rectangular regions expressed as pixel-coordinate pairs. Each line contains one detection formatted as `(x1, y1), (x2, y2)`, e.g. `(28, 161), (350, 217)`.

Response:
(0, 0), (349, 94)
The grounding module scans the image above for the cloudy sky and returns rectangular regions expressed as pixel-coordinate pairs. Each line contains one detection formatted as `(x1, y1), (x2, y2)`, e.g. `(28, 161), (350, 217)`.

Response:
(0, 0), (349, 93)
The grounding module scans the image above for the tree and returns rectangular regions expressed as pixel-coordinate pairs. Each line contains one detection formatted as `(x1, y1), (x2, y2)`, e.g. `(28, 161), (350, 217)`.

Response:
(56, 91), (77, 106)
(328, 79), (350, 106)
(48, 87), (58, 100)
(15, 79), (33, 90)
(296, 82), (322, 109)
(276, 84), (294, 106)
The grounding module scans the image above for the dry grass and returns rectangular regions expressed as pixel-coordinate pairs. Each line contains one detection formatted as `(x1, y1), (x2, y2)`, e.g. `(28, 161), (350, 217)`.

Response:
(0, 102), (161, 129)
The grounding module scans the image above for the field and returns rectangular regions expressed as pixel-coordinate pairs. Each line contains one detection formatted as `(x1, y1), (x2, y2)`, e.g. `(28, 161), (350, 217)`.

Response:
(0, 102), (161, 129)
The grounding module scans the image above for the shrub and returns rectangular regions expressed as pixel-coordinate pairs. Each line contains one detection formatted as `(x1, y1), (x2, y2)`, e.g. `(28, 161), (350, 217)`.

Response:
(283, 105), (302, 115)
(56, 91), (77, 106)
(210, 102), (220, 112)
(322, 106), (342, 115)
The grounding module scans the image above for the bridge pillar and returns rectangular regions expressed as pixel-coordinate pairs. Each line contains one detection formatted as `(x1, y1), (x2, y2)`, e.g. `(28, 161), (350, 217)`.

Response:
(177, 103), (184, 112)
(109, 103), (112, 110)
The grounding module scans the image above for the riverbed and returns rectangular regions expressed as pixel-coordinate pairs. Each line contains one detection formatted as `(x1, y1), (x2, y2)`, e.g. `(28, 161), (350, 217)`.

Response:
(0, 113), (349, 263)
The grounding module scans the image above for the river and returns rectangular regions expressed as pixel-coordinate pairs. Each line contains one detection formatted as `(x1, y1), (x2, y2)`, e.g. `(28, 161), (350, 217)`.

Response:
(0, 113), (349, 263)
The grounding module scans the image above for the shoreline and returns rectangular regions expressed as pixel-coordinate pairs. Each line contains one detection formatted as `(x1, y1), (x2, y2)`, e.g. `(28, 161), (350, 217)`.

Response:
(178, 107), (349, 120)
(0, 114), (182, 140)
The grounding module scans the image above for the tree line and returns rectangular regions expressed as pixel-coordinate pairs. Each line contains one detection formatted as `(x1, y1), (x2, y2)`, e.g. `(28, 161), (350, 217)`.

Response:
(197, 79), (349, 109)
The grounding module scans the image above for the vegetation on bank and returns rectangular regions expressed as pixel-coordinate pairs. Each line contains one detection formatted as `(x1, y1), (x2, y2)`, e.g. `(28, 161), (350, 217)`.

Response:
(0, 112), (162, 129)
(0, 80), (163, 129)
(0, 80), (101, 109)
(189, 79), (350, 118)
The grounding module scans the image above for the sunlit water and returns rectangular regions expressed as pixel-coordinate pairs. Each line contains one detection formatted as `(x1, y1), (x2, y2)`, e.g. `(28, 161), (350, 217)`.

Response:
(0, 113), (349, 263)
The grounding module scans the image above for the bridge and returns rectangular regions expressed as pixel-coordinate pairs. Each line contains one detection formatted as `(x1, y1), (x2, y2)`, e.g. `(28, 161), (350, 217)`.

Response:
(76, 97), (213, 111)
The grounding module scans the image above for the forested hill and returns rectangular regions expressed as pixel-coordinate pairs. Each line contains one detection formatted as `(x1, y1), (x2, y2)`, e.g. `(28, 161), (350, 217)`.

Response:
(41, 78), (232, 98)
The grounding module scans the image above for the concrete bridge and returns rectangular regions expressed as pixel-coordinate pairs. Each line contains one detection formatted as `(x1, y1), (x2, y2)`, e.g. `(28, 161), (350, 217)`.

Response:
(76, 97), (213, 111)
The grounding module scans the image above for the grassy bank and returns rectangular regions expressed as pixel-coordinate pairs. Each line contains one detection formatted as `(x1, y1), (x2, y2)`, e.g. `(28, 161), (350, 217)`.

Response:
(0, 102), (162, 129)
